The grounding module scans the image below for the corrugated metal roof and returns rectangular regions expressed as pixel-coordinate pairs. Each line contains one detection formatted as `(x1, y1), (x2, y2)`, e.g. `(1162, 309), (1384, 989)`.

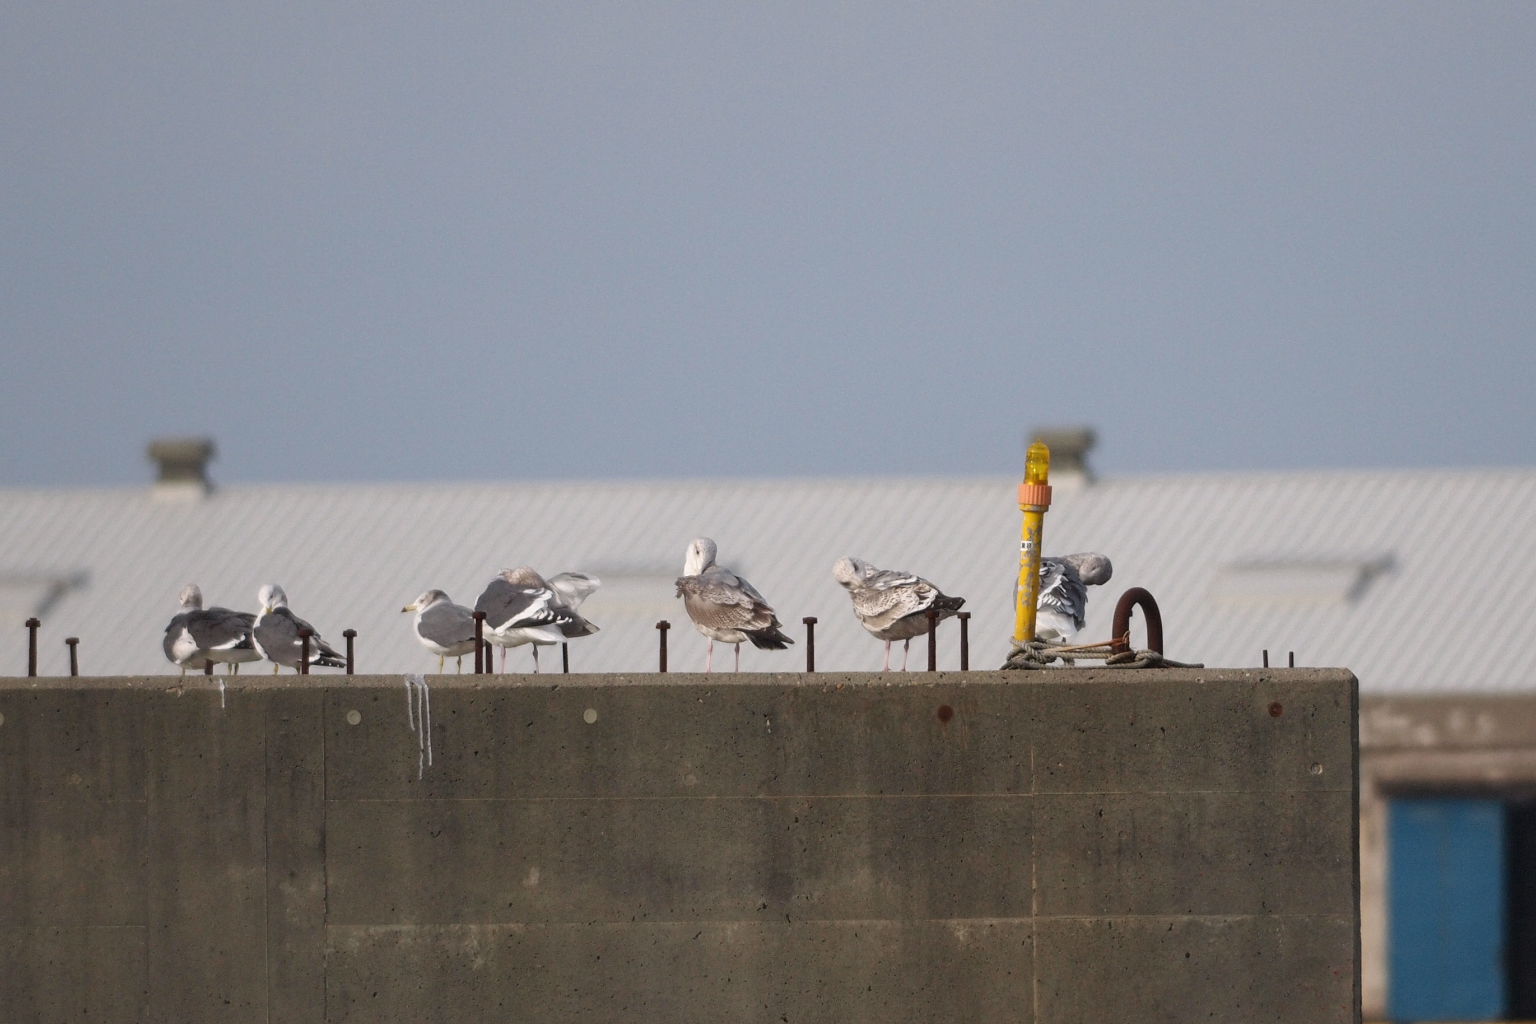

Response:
(1, 467), (1532, 691)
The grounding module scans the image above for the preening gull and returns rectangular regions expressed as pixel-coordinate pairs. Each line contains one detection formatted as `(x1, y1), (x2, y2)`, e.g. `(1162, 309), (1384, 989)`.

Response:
(402, 589), (478, 673)
(161, 583), (260, 675)
(833, 557), (965, 671)
(252, 584), (346, 672)
(547, 571), (601, 612)
(675, 537), (793, 673)
(473, 567), (600, 673)
(1034, 552), (1113, 642)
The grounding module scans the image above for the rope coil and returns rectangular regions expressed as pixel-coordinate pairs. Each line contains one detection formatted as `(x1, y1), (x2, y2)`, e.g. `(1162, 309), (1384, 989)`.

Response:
(1001, 636), (1203, 670)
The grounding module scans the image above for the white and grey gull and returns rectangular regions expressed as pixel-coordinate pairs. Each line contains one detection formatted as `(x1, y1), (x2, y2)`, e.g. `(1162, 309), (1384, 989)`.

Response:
(252, 584), (347, 673)
(402, 589), (479, 673)
(161, 583), (261, 675)
(675, 537), (793, 673)
(833, 557), (965, 671)
(1033, 552), (1113, 642)
(473, 567), (600, 673)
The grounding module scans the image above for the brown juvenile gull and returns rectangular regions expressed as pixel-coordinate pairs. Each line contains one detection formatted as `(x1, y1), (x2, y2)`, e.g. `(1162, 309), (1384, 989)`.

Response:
(1034, 552), (1114, 642)
(832, 557), (965, 671)
(402, 589), (478, 673)
(252, 584), (347, 673)
(473, 567), (599, 673)
(161, 583), (260, 675)
(675, 537), (793, 673)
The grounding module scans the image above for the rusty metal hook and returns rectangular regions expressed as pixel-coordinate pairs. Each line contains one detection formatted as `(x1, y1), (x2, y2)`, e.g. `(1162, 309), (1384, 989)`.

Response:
(1111, 587), (1164, 656)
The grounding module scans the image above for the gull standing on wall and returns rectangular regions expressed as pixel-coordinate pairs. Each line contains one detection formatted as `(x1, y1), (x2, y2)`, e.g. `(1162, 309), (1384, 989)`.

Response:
(162, 583), (261, 675)
(832, 557), (965, 671)
(1034, 553), (1114, 642)
(252, 584), (347, 673)
(402, 589), (479, 673)
(473, 567), (600, 673)
(675, 537), (793, 673)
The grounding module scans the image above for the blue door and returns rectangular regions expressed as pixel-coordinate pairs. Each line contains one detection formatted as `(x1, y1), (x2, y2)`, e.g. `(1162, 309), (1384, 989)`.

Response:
(1388, 797), (1506, 1021)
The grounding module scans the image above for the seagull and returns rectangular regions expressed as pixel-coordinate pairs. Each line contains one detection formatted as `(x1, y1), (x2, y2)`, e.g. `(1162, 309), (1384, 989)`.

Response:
(252, 584), (346, 673)
(833, 557), (965, 671)
(1033, 552), (1113, 642)
(547, 571), (601, 613)
(402, 589), (478, 673)
(675, 537), (793, 673)
(473, 566), (600, 673)
(161, 583), (261, 676)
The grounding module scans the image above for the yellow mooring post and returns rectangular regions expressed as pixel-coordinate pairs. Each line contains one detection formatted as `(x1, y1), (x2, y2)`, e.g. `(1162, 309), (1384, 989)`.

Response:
(1013, 440), (1054, 644)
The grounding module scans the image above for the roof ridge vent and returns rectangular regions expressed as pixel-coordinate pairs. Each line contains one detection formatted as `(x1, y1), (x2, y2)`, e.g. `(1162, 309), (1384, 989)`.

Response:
(148, 437), (216, 500)
(1212, 553), (1395, 604)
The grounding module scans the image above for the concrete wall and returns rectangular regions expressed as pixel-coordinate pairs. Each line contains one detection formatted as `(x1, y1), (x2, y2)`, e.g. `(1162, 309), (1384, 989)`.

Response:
(0, 669), (1358, 1023)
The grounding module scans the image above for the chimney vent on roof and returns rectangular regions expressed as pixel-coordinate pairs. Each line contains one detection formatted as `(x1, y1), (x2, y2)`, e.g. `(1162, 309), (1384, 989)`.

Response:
(148, 437), (215, 499)
(1028, 426), (1097, 485)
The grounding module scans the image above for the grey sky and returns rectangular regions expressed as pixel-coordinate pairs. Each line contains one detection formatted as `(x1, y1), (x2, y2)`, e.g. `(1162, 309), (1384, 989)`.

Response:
(5, 3), (1533, 487)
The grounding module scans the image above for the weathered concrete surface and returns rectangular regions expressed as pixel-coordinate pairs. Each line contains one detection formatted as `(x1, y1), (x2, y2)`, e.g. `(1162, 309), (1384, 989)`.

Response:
(0, 669), (1359, 1023)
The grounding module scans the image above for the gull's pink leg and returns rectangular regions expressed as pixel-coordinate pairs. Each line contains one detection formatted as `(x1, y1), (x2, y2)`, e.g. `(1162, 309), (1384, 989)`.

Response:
(734, 643), (741, 673)
(900, 639), (910, 672)
(706, 639), (714, 673)
(532, 645), (540, 674)
(882, 640), (892, 672)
